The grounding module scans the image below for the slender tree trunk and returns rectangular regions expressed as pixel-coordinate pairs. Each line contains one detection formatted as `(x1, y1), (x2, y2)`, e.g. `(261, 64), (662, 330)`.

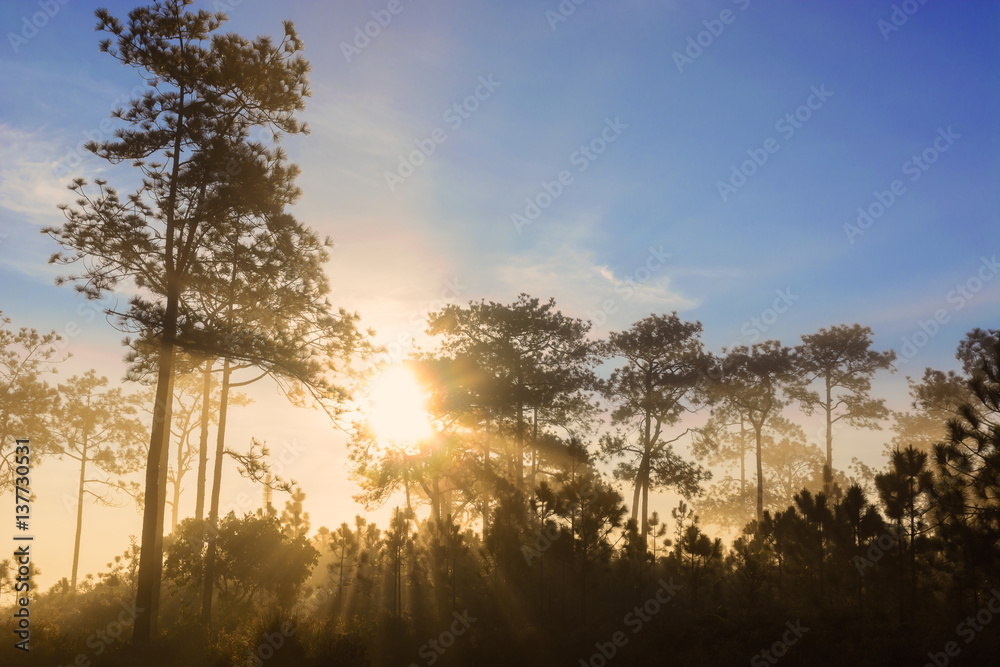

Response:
(909, 496), (917, 624)
(631, 479), (641, 525)
(338, 546), (345, 600)
(824, 376), (833, 495)
(482, 417), (490, 535)
(641, 466), (649, 547)
(640, 370), (653, 544)
(201, 358), (231, 625)
(529, 408), (538, 499)
(639, 460), (649, 596)
(755, 426), (764, 521)
(150, 370), (174, 632)
(71, 438), (87, 592)
(171, 430), (184, 533)
(195, 359), (212, 522)
(133, 93), (185, 648)
(739, 416), (746, 514)
(432, 476), (441, 523)
(451, 534), (457, 612)
(134, 304), (177, 643)
(516, 399), (525, 489)
(897, 516), (905, 623)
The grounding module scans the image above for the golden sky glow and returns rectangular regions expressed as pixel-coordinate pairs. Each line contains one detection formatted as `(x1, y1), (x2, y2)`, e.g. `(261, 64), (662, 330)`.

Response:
(365, 365), (433, 447)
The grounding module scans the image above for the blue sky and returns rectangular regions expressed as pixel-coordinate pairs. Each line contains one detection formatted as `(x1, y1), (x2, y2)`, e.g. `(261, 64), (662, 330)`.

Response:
(1, 0), (997, 584)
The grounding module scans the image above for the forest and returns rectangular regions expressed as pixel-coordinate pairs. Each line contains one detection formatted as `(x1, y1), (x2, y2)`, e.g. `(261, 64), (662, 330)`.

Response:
(1, 2), (998, 666)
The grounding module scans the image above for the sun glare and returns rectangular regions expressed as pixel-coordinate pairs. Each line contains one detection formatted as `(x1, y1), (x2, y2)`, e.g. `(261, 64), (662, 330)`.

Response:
(366, 366), (433, 445)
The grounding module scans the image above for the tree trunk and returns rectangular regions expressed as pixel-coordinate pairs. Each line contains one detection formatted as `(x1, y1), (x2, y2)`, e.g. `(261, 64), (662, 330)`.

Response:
(338, 546), (345, 600)
(171, 427), (183, 533)
(641, 463), (649, 546)
(824, 375), (833, 495)
(909, 494), (917, 624)
(755, 426), (764, 521)
(482, 416), (491, 535)
(739, 415), (746, 515)
(71, 437), (87, 592)
(150, 369), (174, 632)
(516, 400), (525, 489)
(529, 408), (538, 499)
(201, 358), (231, 625)
(133, 93), (185, 647)
(631, 480), (641, 525)
(432, 476), (441, 523)
(640, 369), (653, 544)
(195, 359), (212, 522)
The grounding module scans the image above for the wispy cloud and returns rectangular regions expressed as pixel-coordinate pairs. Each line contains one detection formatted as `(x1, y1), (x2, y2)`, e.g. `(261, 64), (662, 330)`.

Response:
(0, 124), (68, 222)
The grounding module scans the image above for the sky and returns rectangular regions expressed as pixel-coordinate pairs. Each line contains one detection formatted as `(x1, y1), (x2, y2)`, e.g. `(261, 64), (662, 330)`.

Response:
(0, 0), (998, 587)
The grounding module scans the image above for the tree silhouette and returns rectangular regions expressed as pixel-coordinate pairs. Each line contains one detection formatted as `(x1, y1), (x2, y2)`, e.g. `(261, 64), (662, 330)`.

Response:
(44, 0), (312, 643)
(597, 313), (710, 545)
(427, 294), (597, 491)
(931, 329), (1000, 606)
(711, 341), (797, 520)
(876, 446), (934, 622)
(0, 312), (64, 491)
(329, 522), (359, 603)
(692, 401), (754, 524)
(793, 324), (896, 493)
(52, 371), (146, 591)
(890, 368), (972, 454)
(281, 487), (311, 540)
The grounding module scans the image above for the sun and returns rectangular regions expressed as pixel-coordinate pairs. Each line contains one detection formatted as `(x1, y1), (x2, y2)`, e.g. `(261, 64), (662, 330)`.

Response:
(366, 365), (433, 445)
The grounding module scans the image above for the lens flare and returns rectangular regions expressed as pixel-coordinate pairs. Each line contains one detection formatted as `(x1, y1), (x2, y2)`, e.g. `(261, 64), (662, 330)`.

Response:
(366, 365), (432, 445)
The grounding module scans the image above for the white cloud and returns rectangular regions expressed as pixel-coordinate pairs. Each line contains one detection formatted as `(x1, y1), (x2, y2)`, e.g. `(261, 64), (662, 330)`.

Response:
(492, 242), (700, 334)
(0, 124), (68, 223)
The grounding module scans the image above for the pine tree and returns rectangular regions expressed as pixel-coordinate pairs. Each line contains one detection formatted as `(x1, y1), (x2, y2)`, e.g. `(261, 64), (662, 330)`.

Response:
(52, 371), (145, 591)
(597, 313), (710, 544)
(793, 324), (896, 493)
(44, 0), (311, 644)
